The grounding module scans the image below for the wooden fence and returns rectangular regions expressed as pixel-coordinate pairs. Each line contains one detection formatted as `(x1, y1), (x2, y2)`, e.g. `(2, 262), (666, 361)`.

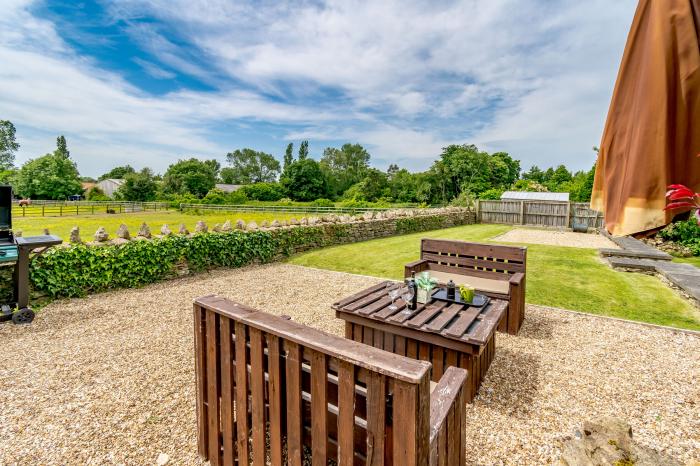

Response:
(477, 200), (604, 229)
(180, 203), (421, 215)
(12, 201), (170, 217)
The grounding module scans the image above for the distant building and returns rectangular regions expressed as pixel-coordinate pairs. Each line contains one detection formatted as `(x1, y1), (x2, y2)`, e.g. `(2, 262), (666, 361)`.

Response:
(214, 183), (242, 193)
(95, 179), (125, 198)
(500, 191), (569, 202)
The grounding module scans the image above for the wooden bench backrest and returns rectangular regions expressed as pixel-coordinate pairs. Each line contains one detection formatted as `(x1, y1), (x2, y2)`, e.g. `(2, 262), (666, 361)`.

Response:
(420, 238), (527, 279)
(194, 295), (433, 466)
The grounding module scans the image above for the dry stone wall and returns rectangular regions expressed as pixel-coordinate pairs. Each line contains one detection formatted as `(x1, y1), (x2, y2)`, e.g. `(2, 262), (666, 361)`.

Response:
(26, 207), (475, 299)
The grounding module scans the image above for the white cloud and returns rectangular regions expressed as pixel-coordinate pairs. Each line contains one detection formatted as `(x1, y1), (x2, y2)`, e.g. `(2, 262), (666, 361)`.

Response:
(1, 0), (638, 175)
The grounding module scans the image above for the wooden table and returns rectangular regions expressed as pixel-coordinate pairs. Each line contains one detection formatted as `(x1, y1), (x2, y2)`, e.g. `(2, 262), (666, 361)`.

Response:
(332, 281), (506, 402)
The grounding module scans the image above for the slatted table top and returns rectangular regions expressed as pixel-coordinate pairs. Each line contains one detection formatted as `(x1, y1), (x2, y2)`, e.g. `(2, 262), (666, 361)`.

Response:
(332, 281), (506, 349)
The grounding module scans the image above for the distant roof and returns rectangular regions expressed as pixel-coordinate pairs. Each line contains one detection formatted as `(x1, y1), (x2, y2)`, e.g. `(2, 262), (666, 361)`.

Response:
(98, 178), (125, 186)
(500, 191), (569, 202)
(215, 183), (242, 193)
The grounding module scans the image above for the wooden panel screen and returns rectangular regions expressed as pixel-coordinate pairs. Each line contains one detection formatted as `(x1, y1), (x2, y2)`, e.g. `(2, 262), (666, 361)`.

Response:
(193, 296), (441, 466)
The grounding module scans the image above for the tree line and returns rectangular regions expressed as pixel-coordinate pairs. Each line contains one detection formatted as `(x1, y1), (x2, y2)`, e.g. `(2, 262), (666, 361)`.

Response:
(0, 119), (595, 205)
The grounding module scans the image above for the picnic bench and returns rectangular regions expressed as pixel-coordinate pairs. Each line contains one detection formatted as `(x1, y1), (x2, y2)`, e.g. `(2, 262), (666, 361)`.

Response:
(405, 238), (527, 335)
(194, 295), (468, 466)
(333, 281), (506, 402)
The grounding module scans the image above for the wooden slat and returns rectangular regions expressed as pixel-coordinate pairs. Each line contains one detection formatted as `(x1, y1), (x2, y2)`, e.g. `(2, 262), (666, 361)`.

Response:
(366, 372), (386, 466)
(205, 311), (220, 466)
(219, 317), (235, 465)
(424, 304), (462, 333)
(443, 307), (481, 338)
(250, 328), (266, 466)
(193, 305), (208, 459)
(407, 339), (418, 359)
(422, 252), (524, 273)
(311, 351), (328, 466)
(421, 238), (526, 262)
(370, 299), (406, 319)
(344, 288), (389, 312)
(406, 302), (446, 328)
(387, 303), (424, 323)
(337, 361), (355, 466)
(234, 321), (250, 464)
(333, 281), (389, 308)
(394, 335), (406, 356)
(358, 296), (393, 316)
(267, 334), (283, 466)
(392, 381), (416, 465)
(286, 342), (303, 466)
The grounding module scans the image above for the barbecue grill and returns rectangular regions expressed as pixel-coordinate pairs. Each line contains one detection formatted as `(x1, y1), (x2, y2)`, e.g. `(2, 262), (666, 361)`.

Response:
(0, 186), (62, 324)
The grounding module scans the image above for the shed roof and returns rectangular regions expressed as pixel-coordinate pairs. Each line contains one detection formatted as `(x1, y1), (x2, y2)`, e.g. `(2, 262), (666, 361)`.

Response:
(500, 191), (569, 202)
(215, 183), (242, 193)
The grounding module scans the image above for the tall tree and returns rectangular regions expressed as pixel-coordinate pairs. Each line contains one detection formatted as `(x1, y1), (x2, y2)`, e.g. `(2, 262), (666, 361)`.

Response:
(163, 158), (218, 198)
(320, 143), (371, 196)
(280, 159), (328, 201)
(298, 140), (309, 160)
(0, 120), (19, 169)
(98, 165), (136, 181)
(225, 148), (281, 184)
(56, 135), (70, 158)
(284, 142), (294, 169)
(117, 168), (158, 201)
(14, 150), (82, 199)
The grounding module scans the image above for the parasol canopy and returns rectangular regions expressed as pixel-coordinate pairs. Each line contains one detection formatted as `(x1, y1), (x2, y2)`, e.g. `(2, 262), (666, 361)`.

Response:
(591, 0), (700, 236)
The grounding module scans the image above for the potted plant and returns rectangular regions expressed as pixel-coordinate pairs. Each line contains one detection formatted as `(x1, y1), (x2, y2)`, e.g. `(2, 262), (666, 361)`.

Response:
(415, 271), (438, 304)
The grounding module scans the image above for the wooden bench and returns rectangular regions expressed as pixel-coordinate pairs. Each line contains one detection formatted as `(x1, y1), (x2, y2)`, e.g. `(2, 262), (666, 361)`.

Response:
(405, 239), (527, 335)
(194, 295), (468, 466)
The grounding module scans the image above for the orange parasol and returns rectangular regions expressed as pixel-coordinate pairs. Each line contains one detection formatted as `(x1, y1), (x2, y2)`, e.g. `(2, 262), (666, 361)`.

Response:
(591, 0), (700, 236)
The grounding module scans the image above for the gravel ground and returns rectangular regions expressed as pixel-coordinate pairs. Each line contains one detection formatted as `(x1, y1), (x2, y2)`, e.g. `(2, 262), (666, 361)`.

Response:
(1, 264), (698, 465)
(493, 228), (619, 249)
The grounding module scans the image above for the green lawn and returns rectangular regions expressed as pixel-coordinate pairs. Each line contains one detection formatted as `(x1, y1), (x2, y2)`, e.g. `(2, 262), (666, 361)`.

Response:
(673, 256), (700, 268)
(289, 224), (700, 330)
(14, 210), (297, 240)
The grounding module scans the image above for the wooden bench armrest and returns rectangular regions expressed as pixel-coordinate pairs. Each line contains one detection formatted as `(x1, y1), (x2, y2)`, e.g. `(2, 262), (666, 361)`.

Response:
(509, 272), (525, 285)
(428, 366), (468, 445)
(405, 259), (429, 277)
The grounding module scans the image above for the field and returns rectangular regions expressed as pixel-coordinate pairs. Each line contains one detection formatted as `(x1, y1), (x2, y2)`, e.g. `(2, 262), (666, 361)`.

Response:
(14, 210), (297, 239)
(289, 224), (700, 330)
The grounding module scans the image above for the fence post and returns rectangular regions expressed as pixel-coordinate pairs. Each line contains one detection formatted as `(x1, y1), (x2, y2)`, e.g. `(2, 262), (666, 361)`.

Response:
(22, 206), (26, 217)
(42, 205), (45, 216)
(566, 202), (572, 229)
(59, 205), (62, 216)
(475, 199), (480, 223)
(519, 201), (525, 225)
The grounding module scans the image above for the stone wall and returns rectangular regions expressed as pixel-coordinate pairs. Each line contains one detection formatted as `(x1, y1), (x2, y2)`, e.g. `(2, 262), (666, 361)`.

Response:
(24, 207), (476, 300)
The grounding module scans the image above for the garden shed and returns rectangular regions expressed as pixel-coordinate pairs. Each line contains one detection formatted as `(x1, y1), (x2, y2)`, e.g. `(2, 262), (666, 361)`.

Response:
(500, 191), (569, 202)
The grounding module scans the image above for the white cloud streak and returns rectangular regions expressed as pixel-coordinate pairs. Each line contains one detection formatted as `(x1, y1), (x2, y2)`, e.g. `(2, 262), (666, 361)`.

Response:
(1, 0), (637, 175)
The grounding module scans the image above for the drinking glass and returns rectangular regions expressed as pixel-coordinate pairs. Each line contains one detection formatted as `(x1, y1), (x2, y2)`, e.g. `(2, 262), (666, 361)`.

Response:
(401, 287), (414, 311)
(388, 287), (401, 311)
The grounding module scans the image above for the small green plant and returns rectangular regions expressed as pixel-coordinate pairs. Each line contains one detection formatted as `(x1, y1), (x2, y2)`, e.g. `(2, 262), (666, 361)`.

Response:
(415, 271), (437, 291)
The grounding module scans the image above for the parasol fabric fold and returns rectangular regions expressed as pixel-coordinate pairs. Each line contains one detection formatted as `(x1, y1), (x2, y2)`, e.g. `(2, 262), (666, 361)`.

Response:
(591, 0), (700, 236)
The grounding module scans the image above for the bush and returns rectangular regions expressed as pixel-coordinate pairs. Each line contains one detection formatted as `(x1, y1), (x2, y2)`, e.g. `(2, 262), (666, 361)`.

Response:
(86, 186), (110, 201)
(239, 182), (285, 201)
(311, 198), (335, 207)
(29, 211), (472, 298)
(202, 188), (248, 205)
(478, 188), (504, 200)
(659, 219), (700, 255)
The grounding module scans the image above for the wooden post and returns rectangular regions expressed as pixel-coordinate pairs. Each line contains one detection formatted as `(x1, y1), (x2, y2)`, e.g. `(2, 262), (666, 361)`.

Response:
(59, 205), (62, 216)
(519, 201), (525, 225)
(565, 202), (571, 229)
(475, 199), (480, 223)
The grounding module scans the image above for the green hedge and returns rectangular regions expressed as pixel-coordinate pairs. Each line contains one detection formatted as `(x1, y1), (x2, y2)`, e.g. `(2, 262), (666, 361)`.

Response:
(29, 212), (472, 299)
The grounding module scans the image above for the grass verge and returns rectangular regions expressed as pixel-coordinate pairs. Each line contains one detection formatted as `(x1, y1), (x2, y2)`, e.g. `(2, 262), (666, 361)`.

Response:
(289, 224), (700, 330)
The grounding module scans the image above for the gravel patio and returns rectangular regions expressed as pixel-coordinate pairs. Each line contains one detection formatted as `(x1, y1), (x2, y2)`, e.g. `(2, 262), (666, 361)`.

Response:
(1, 264), (698, 465)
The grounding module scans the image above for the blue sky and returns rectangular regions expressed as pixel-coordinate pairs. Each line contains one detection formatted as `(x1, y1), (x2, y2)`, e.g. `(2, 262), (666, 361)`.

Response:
(1, 0), (637, 177)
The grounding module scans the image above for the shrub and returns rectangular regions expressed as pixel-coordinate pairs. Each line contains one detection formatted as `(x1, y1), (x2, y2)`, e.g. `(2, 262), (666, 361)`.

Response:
(239, 182), (285, 201)
(659, 218), (700, 255)
(86, 186), (110, 201)
(311, 198), (335, 207)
